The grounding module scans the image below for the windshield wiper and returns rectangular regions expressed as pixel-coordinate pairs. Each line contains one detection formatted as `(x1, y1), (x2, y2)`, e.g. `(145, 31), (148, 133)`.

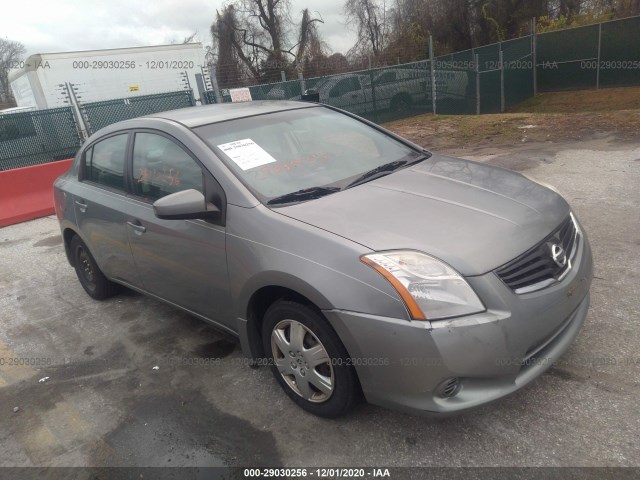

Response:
(345, 155), (429, 190)
(267, 186), (341, 205)
(345, 160), (409, 189)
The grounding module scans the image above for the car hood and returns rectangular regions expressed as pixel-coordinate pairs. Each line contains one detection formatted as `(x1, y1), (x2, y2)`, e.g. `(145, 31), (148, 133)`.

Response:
(275, 154), (570, 276)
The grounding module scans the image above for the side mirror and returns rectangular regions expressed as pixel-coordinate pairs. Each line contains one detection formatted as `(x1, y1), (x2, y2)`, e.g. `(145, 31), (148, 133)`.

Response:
(153, 189), (220, 220)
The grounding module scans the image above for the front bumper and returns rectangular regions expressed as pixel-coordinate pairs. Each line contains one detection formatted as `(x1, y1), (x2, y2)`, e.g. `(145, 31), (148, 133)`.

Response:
(323, 231), (593, 415)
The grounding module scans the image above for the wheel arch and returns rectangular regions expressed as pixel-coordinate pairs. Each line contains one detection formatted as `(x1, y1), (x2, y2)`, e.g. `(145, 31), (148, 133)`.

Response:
(62, 225), (82, 266)
(391, 91), (412, 108)
(238, 273), (335, 361)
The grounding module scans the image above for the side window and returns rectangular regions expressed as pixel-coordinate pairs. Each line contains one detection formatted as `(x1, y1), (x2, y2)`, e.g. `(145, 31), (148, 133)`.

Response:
(132, 132), (204, 202)
(329, 81), (343, 98)
(330, 77), (360, 98)
(375, 71), (396, 85)
(84, 134), (128, 191)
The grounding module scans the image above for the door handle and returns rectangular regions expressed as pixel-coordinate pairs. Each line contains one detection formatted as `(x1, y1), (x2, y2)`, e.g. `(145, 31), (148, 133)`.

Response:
(127, 221), (146, 235)
(74, 200), (87, 213)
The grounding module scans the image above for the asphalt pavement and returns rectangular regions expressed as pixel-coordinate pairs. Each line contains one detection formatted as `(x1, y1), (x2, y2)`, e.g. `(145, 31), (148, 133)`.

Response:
(0, 137), (638, 468)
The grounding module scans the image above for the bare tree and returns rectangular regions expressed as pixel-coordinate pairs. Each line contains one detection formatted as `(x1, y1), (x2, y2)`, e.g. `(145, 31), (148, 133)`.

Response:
(611, 0), (640, 15)
(182, 32), (199, 44)
(344, 0), (388, 57)
(0, 38), (26, 106)
(384, 0), (431, 63)
(211, 0), (324, 84)
(294, 9), (326, 66)
(211, 5), (250, 87)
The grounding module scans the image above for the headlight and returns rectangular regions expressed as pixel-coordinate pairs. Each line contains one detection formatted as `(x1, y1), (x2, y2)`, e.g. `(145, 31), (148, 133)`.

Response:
(361, 251), (485, 320)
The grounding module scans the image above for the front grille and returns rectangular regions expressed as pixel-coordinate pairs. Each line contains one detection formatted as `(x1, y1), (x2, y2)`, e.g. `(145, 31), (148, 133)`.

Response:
(496, 214), (580, 294)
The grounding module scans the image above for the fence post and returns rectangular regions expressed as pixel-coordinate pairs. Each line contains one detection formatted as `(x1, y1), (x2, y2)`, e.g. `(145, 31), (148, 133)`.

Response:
(532, 17), (538, 96)
(429, 35), (437, 115)
(179, 71), (195, 105)
(475, 54), (480, 115)
(298, 72), (306, 95)
(65, 82), (89, 140)
(499, 46), (505, 113)
(201, 65), (214, 91)
(211, 64), (222, 103)
(368, 61), (378, 123)
(195, 73), (207, 104)
(280, 71), (287, 82)
(596, 22), (602, 89)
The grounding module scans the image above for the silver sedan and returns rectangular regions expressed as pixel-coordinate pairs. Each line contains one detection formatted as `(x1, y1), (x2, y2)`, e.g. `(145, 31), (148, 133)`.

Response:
(54, 101), (593, 417)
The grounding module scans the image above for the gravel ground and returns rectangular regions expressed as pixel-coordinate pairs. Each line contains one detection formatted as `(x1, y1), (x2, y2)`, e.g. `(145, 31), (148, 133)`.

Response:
(0, 138), (639, 469)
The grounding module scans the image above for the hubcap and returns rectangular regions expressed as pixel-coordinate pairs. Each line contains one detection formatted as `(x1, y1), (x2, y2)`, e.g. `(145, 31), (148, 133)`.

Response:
(271, 319), (334, 403)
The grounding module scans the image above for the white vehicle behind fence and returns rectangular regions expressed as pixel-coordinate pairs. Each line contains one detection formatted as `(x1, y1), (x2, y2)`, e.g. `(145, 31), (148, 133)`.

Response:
(259, 66), (470, 114)
(311, 67), (469, 114)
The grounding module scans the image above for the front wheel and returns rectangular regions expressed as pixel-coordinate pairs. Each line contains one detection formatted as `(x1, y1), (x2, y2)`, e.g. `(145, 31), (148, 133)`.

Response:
(262, 300), (360, 418)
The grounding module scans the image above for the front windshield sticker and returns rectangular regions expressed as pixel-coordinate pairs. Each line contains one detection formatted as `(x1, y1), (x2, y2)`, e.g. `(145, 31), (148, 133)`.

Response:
(217, 138), (277, 171)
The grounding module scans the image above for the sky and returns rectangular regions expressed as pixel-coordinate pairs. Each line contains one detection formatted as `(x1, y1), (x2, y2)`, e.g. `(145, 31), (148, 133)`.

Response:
(1, 0), (356, 58)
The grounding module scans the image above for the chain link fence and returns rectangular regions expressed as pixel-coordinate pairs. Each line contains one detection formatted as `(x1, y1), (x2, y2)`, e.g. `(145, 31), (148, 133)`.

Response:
(81, 90), (195, 135)
(1, 90), (195, 170)
(0, 107), (82, 171)
(202, 34), (534, 118)
(2, 16), (639, 171)
(538, 16), (640, 91)
(203, 15), (638, 117)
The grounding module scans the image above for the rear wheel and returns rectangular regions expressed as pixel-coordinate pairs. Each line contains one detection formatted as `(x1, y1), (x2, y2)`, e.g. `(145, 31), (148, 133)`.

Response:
(262, 300), (360, 418)
(390, 94), (412, 113)
(70, 235), (120, 300)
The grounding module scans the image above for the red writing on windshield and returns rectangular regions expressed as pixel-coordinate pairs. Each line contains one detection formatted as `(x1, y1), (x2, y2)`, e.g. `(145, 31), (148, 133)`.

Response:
(256, 153), (332, 176)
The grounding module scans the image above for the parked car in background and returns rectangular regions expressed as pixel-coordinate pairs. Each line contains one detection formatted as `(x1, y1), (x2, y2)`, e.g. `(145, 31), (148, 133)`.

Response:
(308, 67), (469, 114)
(54, 101), (593, 418)
(361, 67), (429, 112)
(306, 70), (425, 114)
(223, 65), (469, 115)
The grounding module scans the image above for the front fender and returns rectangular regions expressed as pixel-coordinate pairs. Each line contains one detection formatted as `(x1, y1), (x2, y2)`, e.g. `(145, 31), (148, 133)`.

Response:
(235, 270), (332, 320)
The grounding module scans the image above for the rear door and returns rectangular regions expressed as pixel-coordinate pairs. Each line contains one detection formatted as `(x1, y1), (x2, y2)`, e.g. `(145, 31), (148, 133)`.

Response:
(124, 130), (232, 325)
(73, 132), (141, 286)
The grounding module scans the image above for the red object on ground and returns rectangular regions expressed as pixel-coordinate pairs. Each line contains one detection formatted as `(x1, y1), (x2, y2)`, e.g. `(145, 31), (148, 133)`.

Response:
(0, 159), (74, 228)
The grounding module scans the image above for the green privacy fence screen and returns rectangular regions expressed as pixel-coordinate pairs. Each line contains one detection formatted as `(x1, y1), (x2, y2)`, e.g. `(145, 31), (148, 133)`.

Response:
(2, 16), (639, 171)
(0, 107), (81, 170)
(538, 16), (640, 91)
(203, 15), (639, 117)
(81, 90), (195, 135)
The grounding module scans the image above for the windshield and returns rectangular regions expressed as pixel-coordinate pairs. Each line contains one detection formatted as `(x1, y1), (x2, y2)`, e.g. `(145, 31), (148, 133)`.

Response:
(194, 106), (422, 204)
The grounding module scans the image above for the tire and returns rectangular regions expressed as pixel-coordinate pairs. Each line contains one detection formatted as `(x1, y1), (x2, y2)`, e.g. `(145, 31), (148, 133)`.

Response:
(70, 235), (120, 300)
(262, 300), (360, 418)
(390, 94), (412, 113)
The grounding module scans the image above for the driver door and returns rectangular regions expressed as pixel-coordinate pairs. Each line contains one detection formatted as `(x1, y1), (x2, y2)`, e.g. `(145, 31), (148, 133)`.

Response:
(125, 130), (232, 325)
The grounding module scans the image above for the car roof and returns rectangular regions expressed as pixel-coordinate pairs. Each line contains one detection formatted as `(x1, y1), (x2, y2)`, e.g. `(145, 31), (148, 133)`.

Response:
(146, 100), (319, 128)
